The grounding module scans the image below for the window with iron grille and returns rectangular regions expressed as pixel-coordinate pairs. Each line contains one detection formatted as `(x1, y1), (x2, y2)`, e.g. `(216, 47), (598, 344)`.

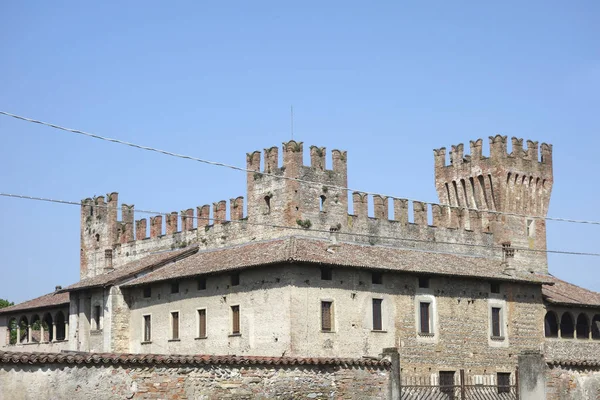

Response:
(198, 309), (206, 338)
(372, 299), (382, 330)
(231, 305), (240, 334)
(143, 315), (151, 342)
(197, 277), (206, 290)
(321, 301), (333, 331)
(497, 372), (511, 394)
(439, 371), (455, 400)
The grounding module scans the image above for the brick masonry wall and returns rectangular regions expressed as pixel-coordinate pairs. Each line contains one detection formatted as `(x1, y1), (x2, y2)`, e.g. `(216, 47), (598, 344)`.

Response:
(0, 362), (390, 400)
(546, 364), (600, 400)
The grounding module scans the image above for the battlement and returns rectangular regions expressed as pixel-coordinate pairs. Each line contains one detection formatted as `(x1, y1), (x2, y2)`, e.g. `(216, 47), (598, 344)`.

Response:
(434, 136), (553, 169)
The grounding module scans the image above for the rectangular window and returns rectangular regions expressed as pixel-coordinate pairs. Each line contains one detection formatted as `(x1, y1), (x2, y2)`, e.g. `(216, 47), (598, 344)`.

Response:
(490, 282), (500, 294)
(198, 309), (207, 338)
(419, 276), (430, 288)
(491, 307), (502, 337)
(372, 271), (383, 284)
(321, 301), (333, 331)
(171, 312), (179, 340)
(321, 267), (332, 281)
(497, 372), (511, 394)
(231, 273), (240, 287)
(420, 302), (431, 334)
(231, 305), (240, 334)
(372, 299), (383, 330)
(143, 315), (151, 342)
(526, 219), (534, 237)
(197, 277), (206, 290)
(94, 305), (102, 330)
(143, 286), (151, 298)
(171, 281), (179, 294)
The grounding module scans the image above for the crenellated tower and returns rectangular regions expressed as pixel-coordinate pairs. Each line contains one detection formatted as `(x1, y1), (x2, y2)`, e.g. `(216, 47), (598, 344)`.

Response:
(434, 136), (553, 273)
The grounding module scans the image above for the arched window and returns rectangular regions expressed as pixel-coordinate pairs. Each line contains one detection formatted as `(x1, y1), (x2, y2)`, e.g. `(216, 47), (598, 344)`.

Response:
(42, 313), (53, 342)
(7, 318), (17, 345)
(544, 311), (559, 338)
(55, 311), (66, 341)
(19, 316), (29, 344)
(560, 313), (575, 338)
(592, 315), (600, 340)
(576, 313), (589, 339)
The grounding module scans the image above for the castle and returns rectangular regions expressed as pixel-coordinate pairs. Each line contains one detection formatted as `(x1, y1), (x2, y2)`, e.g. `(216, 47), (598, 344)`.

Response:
(1, 137), (599, 389)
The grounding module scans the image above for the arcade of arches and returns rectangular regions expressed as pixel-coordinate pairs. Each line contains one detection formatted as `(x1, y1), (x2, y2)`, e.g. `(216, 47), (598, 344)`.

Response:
(6, 310), (68, 345)
(544, 309), (600, 340)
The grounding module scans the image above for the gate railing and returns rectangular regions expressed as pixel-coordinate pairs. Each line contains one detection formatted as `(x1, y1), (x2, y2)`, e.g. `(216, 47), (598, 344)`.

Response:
(400, 369), (519, 400)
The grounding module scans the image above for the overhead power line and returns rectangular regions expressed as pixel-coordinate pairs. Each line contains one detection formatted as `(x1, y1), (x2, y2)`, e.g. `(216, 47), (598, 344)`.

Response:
(1, 191), (599, 258)
(2, 110), (599, 226)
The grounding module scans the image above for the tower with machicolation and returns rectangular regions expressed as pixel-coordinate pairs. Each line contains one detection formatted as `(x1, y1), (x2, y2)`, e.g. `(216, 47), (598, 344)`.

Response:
(80, 137), (553, 281)
(434, 135), (553, 273)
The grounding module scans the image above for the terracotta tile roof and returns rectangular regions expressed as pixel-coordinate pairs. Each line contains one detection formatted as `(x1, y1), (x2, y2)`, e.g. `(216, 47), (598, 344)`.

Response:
(0, 291), (69, 315)
(547, 359), (600, 368)
(540, 274), (600, 308)
(0, 351), (390, 368)
(122, 236), (551, 288)
(61, 246), (199, 292)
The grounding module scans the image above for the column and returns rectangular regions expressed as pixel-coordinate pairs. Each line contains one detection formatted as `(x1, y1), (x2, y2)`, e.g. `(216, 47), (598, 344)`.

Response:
(52, 323), (57, 342)
(27, 324), (32, 343)
(16, 325), (20, 344)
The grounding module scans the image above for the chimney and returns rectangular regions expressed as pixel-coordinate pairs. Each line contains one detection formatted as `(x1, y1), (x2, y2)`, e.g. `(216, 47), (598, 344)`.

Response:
(55, 285), (62, 292)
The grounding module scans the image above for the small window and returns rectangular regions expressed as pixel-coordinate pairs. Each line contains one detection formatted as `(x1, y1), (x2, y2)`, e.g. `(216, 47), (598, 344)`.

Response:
(320, 195), (326, 212)
(231, 272), (240, 286)
(143, 315), (152, 342)
(497, 372), (511, 394)
(418, 276), (430, 289)
(372, 271), (383, 285)
(490, 282), (500, 294)
(321, 301), (333, 331)
(198, 309), (207, 338)
(491, 307), (502, 338)
(372, 299), (383, 331)
(171, 312), (179, 340)
(143, 286), (151, 298)
(264, 196), (271, 214)
(171, 282), (179, 294)
(439, 371), (455, 397)
(526, 219), (535, 237)
(321, 267), (332, 281)
(419, 302), (431, 334)
(231, 305), (240, 334)
(197, 277), (206, 290)
(93, 305), (102, 331)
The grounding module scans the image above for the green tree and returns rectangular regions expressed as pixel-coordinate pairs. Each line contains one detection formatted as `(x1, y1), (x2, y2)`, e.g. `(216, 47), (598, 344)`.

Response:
(0, 299), (16, 344)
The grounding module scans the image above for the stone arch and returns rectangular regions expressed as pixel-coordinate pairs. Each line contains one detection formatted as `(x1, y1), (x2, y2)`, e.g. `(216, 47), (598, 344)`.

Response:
(560, 312), (575, 338)
(576, 313), (590, 339)
(592, 314), (600, 340)
(30, 314), (41, 343)
(7, 317), (17, 345)
(18, 316), (29, 343)
(55, 311), (66, 341)
(42, 312), (53, 342)
(544, 311), (559, 338)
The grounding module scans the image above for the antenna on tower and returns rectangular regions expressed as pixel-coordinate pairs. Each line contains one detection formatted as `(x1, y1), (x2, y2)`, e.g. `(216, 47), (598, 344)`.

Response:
(290, 105), (294, 140)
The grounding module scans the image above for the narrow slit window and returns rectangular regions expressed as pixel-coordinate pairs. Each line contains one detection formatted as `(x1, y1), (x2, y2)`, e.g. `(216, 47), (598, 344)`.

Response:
(491, 307), (502, 338)
(231, 305), (240, 334)
(198, 309), (206, 338)
(143, 315), (151, 342)
(372, 299), (383, 331)
(320, 195), (326, 212)
(321, 301), (333, 331)
(171, 312), (179, 340)
(94, 305), (102, 330)
(419, 302), (431, 334)
(264, 196), (271, 214)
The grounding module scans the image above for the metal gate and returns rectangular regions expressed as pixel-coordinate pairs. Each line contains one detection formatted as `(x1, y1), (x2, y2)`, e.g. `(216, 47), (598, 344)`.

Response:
(400, 369), (519, 400)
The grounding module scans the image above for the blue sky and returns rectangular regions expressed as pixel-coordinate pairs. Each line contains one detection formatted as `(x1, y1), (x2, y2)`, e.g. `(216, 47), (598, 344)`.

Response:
(1, 1), (598, 303)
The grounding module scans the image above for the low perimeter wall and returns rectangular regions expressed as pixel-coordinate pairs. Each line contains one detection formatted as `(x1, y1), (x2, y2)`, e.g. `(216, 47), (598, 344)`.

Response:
(0, 351), (391, 400)
(546, 360), (600, 400)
